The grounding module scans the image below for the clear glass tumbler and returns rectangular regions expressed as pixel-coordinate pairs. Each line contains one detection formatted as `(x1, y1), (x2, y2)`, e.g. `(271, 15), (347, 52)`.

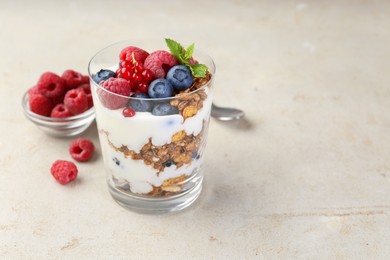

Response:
(88, 41), (215, 214)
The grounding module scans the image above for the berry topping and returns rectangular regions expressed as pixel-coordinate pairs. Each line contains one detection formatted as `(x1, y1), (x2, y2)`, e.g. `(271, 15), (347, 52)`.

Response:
(98, 78), (132, 110)
(148, 79), (174, 99)
(141, 69), (153, 82)
(64, 88), (89, 115)
(117, 57), (154, 91)
(37, 72), (66, 98)
(122, 107), (136, 117)
(120, 60), (132, 68)
(50, 104), (72, 118)
(127, 93), (153, 112)
(144, 50), (179, 78)
(119, 46), (149, 63)
(93, 69), (116, 83)
(69, 138), (95, 162)
(151, 103), (179, 116)
(118, 67), (133, 81)
(136, 82), (149, 94)
(132, 72), (143, 85)
(29, 93), (54, 117)
(62, 70), (89, 90)
(50, 160), (78, 185)
(90, 39), (210, 121)
(166, 65), (193, 91)
(100, 77), (132, 95)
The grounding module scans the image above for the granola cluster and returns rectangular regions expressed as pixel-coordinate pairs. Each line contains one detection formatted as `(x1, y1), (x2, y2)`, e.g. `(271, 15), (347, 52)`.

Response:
(102, 126), (204, 172)
(148, 174), (187, 196)
(170, 71), (212, 120)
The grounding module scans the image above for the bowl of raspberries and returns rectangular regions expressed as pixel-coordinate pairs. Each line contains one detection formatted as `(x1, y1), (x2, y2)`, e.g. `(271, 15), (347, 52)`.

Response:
(22, 70), (95, 137)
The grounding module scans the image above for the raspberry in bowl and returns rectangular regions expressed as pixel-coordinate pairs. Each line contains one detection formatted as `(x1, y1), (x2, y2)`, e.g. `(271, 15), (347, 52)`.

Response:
(88, 39), (215, 213)
(22, 70), (95, 137)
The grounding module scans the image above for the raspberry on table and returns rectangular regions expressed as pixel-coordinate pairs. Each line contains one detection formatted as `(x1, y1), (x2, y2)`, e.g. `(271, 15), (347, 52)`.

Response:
(50, 160), (78, 185)
(98, 78), (132, 110)
(144, 50), (179, 78)
(69, 138), (95, 162)
(62, 70), (89, 90)
(50, 104), (72, 118)
(29, 93), (54, 117)
(37, 72), (66, 98)
(64, 88), (89, 115)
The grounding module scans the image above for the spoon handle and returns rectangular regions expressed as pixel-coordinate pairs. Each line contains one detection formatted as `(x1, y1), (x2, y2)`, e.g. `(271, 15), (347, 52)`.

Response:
(211, 103), (245, 121)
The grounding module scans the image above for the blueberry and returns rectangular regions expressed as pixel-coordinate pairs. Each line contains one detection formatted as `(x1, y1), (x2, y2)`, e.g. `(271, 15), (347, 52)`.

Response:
(162, 159), (175, 168)
(127, 93), (153, 112)
(148, 79), (174, 98)
(152, 103), (179, 116)
(113, 157), (120, 166)
(166, 65), (193, 91)
(93, 69), (116, 83)
(165, 118), (179, 127)
(192, 152), (200, 159)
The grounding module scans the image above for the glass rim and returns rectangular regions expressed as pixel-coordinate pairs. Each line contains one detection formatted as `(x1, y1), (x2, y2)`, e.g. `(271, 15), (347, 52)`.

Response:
(87, 40), (215, 101)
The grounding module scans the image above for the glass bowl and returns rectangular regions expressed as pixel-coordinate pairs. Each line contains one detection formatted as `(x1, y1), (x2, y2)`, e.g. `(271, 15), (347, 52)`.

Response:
(22, 92), (95, 137)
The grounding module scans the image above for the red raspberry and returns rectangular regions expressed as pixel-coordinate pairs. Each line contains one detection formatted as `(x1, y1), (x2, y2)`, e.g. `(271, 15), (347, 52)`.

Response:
(52, 94), (65, 106)
(77, 83), (93, 108)
(28, 86), (39, 95)
(64, 88), (89, 115)
(50, 160), (78, 185)
(98, 78), (132, 110)
(51, 104), (72, 118)
(144, 50), (179, 78)
(37, 72), (66, 98)
(69, 138), (95, 162)
(119, 46), (149, 63)
(29, 93), (54, 116)
(62, 70), (89, 90)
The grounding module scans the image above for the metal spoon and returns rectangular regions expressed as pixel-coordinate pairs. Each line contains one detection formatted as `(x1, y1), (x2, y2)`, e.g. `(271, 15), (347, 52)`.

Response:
(211, 103), (245, 121)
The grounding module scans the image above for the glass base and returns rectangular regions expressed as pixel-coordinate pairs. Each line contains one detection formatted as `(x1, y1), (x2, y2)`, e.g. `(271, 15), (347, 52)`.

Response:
(108, 177), (203, 214)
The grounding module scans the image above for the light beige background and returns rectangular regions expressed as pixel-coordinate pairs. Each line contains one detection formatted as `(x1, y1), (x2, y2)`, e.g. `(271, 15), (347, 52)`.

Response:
(1, 0), (390, 258)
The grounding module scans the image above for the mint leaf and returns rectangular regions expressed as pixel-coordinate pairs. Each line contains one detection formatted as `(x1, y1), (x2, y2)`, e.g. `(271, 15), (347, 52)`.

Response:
(165, 38), (208, 78)
(184, 43), (195, 61)
(165, 38), (185, 61)
(177, 53), (188, 66)
(189, 64), (207, 78)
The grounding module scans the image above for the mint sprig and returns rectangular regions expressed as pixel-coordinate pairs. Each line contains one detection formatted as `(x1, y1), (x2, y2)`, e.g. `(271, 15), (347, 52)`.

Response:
(165, 38), (207, 78)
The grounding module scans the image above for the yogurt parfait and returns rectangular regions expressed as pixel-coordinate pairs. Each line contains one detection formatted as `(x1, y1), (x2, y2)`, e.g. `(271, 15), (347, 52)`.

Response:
(89, 39), (215, 213)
